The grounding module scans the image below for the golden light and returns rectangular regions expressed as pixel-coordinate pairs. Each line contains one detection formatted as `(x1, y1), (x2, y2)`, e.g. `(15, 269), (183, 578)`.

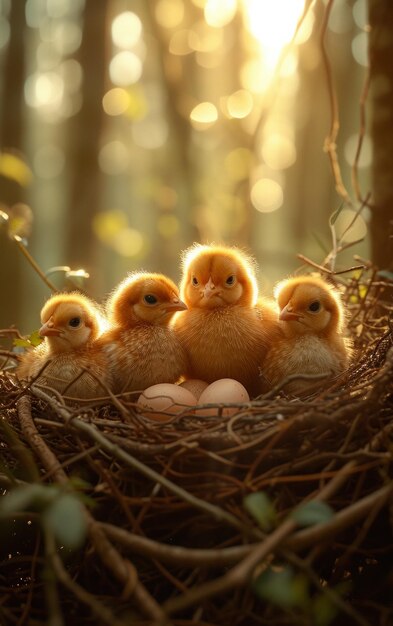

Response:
(111, 12), (142, 49)
(225, 89), (253, 119)
(344, 134), (372, 169)
(251, 178), (283, 213)
(155, 0), (184, 29)
(225, 148), (253, 182)
(98, 141), (130, 175)
(334, 209), (368, 244)
(112, 228), (145, 257)
(102, 88), (130, 116)
(204, 0), (237, 28)
(241, 0), (305, 74)
(190, 102), (218, 130)
(93, 210), (128, 243)
(189, 20), (223, 52)
(158, 215), (180, 238)
(109, 51), (142, 86)
(261, 134), (297, 170)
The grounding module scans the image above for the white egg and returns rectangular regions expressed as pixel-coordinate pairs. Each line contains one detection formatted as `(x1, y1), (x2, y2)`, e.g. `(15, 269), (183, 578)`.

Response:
(138, 383), (197, 422)
(197, 378), (250, 417)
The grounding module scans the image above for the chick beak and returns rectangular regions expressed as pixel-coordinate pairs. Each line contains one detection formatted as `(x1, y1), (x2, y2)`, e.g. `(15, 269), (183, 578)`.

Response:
(165, 298), (188, 313)
(202, 277), (216, 299)
(39, 319), (62, 337)
(279, 305), (302, 322)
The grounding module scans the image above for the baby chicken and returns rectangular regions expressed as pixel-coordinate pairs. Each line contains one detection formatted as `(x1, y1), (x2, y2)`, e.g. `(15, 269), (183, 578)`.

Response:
(173, 244), (279, 396)
(17, 293), (110, 399)
(261, 276), (351, 395)
(99, 272), (189, 394)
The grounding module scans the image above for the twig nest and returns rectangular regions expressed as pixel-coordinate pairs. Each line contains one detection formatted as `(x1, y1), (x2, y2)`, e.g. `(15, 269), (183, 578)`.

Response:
(197, 378), (250, 417)
(179, 378), (209, 399)
(137, 383), (197, 422)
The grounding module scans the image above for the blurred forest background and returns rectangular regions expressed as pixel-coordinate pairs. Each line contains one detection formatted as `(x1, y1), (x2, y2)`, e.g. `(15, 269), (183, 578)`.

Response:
(0, 0), (391, 333)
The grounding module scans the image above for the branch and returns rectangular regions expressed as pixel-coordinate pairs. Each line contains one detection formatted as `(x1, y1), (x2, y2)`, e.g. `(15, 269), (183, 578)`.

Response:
(17, 395), (165, 623)
(29, 386), (249, 537)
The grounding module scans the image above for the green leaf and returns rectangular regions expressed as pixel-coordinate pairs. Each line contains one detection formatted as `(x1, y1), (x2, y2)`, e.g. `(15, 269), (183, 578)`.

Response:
(377, 270), (393, 282)
(329, 203), (345, 226)
(291, 500), (334, 527)
(0, 484), (58, 515)
(44, 493), (87, 550)
(312, 592), (338, 626)
(13, 330), (43, 349)
(244, 491), (276, 531)
(253, 566), (309, 609)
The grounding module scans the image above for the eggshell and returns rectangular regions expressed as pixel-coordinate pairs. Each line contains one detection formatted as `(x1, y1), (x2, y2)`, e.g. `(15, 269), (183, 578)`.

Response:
(197, 378), (250, 417)
(138, 383), (197, 422)
(179, 379), (209, 400)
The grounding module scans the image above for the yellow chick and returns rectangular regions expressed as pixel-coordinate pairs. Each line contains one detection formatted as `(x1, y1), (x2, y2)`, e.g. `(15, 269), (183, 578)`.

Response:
(261, 276), (352, 395)
(173, 244), (279, 396)
(17, 293), (110, 399)
(98, 272), (189, 394)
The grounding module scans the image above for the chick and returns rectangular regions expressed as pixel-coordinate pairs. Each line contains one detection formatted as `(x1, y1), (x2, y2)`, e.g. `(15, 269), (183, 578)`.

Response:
(17, 293), (110, 399)
(173, 244), (279, 396)
(99, 272), (189, 394)
(261, 276), (351, 395)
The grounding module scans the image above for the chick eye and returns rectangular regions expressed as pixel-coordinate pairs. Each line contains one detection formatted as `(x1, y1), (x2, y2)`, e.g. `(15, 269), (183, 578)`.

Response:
(192, 276), (199, 286)
(144, 294), (158, 305)
(226, 275), (235, 285)
(69, 317), (81, 328)
(308, 300), (320, 312)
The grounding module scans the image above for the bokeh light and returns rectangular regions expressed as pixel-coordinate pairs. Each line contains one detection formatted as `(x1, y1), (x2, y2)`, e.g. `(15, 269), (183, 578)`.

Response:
(155, 0), (184, 29)
(334, 209), (368, 244)
(204, 0), (237, 28)
(225, 90), (253, 119)
(344, 134), (372, 168)
(109, 51), (143, 86)
(98, 141), (130, 175)
(251, 178), (283, 213)
(190, 102), (218, 130)
(111, 12), (142, 49)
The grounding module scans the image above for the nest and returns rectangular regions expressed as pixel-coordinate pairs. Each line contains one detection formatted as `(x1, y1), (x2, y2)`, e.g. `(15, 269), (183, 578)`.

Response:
(1, 266), (393, 626)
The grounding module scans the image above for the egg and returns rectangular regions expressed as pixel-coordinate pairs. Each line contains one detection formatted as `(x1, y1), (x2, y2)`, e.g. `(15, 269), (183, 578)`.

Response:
(179, 379), (209, 400)
(197, 378), (250, 417)
(137, 383), (197, 422)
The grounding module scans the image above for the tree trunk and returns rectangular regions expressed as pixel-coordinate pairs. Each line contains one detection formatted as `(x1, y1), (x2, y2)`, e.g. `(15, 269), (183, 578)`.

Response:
(0, 0), (27, 329)
(65, 0), (108, 271)
(368, 0), (393, 271)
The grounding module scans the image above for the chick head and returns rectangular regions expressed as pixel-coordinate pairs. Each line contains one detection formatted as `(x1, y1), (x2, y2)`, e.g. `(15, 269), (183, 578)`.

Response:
(180, 244), (258, 309)
(107, 272), (187, 328)
(274, 276), (344, 335)
(39, 293), (102, 353)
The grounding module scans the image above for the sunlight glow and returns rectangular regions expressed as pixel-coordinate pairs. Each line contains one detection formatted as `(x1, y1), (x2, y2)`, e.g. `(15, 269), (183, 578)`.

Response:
(334, 209), (368, 244)
(155, 0), (184, 29)
(98, 141), (130, 175)
(261, 134), (296, 170)
(204, 0), (237, 28)
(111, 12), (142, 49)
(241, 0), (305, 75)
(103, 88), (130, 116)
(109, 51), (142, 86)
(112, 228), (145, 257)
(225, 89), (253, 119)
(190, 102), (218, 129)
(251, 178), (283, 213)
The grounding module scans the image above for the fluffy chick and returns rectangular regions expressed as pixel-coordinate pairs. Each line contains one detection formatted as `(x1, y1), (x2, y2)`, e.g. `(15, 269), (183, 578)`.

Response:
(262, 276), (351, 395)
(173, 244), (279, 396)
(99, 272), (189, 394)
(17, 293), (110, 399)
